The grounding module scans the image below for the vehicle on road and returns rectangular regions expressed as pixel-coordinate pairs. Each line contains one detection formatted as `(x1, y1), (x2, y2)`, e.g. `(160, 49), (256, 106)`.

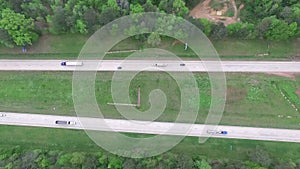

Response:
(117, 66), (122, 70)
(207, 130), (228, 135)
(60, 61), (83, 66)
(153, 63), (168, 67)
(0, 113), (6, 117)
(55, 120), (76, 125)
(180, 63), (185, 66)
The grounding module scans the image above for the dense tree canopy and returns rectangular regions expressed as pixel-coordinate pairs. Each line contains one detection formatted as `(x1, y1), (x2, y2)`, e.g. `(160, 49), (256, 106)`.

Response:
(0, 8), (37, 46)
(0, 0), (299, 48)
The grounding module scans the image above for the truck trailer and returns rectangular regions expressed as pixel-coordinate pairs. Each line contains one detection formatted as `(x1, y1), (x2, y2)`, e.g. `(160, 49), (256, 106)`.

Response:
(60, 61), (83, 66)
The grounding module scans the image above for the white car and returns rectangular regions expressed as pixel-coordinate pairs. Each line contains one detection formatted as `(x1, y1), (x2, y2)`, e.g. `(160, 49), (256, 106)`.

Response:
(0, 113), (6, 117)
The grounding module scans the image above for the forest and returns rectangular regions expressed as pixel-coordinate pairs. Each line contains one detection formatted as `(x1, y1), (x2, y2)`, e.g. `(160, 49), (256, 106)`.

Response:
(1, 145), (299, 169)
(0, 0), (299, 47)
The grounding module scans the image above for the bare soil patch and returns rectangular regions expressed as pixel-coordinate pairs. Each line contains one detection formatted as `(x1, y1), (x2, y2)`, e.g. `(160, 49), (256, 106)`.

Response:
(226, 87), (247, 103)
(296, 89), (300, 97)
(266, 73), (296, 80)
(189, 0), (244, 25)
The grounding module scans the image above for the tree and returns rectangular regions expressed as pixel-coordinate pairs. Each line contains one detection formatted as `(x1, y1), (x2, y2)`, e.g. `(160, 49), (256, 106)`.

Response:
(123, 158), (137, 169)
(265, 18), (297, 40)
(280, 6), (294, 23)
(199, 18), (213, 36)
(58, 153), (72, 166)
(147, 32), (161, 47)
(99, 7), (121, 26)
(159, 0), (188, 17)
(176, 154), (193, 169)
(240, 0), (283, 23)
(194, 159), (212, 169)
(8, 0), (23, 13)
(130, 3), (144, 14)
(75, 19), (87, 34)
(0, 8), (37, 46)
(51, 6), (68, 33)
(21, 0), (48, 20)
(227, 22), (256, 39)
(249, 146), (273, 168)
(84, 8), (98, 32)
(143, 0), (158, 12)
(107, 156), (123, 169)
(172, 0), (189, 17)
(0, 29), (14, 48)
(102, 0), (119, 11)
(70, 152), (85, 167)
(210, 22), (228, 39)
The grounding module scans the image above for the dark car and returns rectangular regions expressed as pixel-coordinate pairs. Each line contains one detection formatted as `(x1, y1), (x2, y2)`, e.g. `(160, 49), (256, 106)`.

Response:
(180, 63), (185, 66)
(60, 62), (66, 66)
(117, 66), (122, 70)
(55, 120), (76, 125)
(218, 131), (228, 134)
(55, 120), (68, 124)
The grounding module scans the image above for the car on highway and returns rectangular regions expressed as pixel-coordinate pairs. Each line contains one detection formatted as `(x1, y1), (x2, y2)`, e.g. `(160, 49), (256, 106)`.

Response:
(180, 63), (185, 66)
(55, 120), (76, 125)
(0, 113), (6, 117)
(117, 66), (122, 70)
(207, 130), (228, 135)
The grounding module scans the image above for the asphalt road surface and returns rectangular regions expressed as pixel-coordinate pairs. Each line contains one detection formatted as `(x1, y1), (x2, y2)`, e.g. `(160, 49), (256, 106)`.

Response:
(0, 60), (300, 72)
(1, 112), (300, 143)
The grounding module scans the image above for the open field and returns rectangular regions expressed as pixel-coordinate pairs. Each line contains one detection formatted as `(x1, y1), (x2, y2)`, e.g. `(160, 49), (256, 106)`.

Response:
(0, 72), (299, 129)
(1, 125), (300, 162)
(0, 34), (299, 60)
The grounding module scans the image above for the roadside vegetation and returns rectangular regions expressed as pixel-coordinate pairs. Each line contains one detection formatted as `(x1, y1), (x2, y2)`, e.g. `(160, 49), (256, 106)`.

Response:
(0, 35), (299, 60)
(1, 126), (300, 169)
(0, 0), (299, 55)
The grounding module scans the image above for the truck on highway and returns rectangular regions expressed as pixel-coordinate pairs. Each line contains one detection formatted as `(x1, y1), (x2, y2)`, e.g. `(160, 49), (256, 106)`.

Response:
(55, 120), (76, 125)
(60, 61), (83, 66)
(153, 63), (167, 67)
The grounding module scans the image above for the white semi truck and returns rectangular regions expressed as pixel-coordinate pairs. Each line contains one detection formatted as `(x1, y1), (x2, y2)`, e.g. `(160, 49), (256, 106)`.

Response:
(153, 63), (168, 67)
(60, 61), (83, 66)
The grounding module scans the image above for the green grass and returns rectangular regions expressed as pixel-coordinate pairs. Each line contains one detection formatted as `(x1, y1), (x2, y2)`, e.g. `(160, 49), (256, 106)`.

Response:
(276, 80), (300, 109)
(1, 125), (300, 162)
(0, 35), (299, 60)
(212, 39), (297, 59)
(0, 72), (300, 129)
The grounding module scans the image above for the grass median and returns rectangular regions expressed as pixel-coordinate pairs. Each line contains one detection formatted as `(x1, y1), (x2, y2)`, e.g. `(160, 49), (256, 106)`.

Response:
(0, 71), (299, 129)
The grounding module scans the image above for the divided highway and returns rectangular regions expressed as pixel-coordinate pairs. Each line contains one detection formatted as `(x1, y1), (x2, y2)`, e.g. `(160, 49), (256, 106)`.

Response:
(0, 60), (300, 72)
(1, 112), (300, 143)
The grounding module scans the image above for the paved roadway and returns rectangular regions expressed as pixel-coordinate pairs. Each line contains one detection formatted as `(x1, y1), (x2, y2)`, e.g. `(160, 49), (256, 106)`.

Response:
(1, 112), (300, 143)
(0, 60), (300, 72)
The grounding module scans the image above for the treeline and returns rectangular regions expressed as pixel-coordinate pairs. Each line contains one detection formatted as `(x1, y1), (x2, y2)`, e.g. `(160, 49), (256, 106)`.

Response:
(0, 0), (299, 48)
(0, 146), (299, 169)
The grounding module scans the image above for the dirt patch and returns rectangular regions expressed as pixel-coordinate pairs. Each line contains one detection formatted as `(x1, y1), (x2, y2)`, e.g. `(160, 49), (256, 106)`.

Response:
(189, 0), (244, 25)
(27, 34), (51, 53)
(296, 89), (300, 97)
(226, 87), (247, 103)
(266, 73), (296, 80)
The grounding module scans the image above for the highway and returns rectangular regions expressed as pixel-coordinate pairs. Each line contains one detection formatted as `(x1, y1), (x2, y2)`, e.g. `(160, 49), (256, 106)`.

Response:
(0, 60), (300, 72)
(1, 112), (300, 143)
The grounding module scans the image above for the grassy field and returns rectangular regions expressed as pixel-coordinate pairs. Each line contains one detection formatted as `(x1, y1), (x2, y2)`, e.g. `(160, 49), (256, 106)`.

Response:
(1, 125), (300, 162)
(0, 34), (299, 60)
(0, 71), (299, 129)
